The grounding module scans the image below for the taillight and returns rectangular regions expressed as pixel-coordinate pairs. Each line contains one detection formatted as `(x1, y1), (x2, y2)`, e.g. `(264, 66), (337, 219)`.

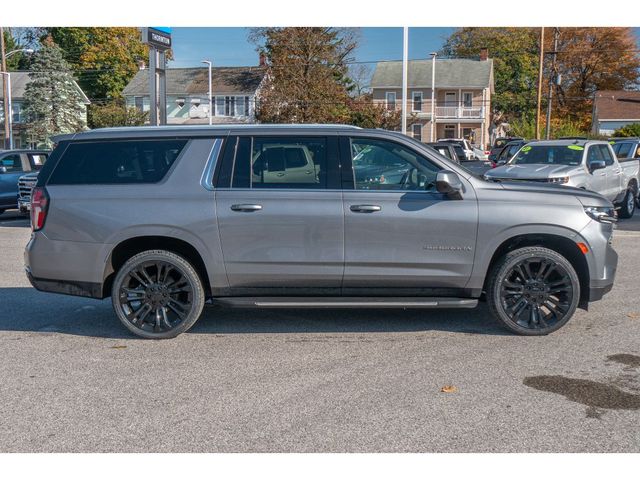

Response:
(31, 187), (49, 231)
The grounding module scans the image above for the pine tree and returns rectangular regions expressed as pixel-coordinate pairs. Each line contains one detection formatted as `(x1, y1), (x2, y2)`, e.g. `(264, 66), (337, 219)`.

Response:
(22, 37), (87, 147)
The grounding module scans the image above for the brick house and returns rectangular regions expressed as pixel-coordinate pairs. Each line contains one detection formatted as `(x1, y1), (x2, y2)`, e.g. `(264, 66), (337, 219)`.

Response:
(370, 53), (494, 148)
(592, 90), (640, 136)
(122, 66), (266, 124)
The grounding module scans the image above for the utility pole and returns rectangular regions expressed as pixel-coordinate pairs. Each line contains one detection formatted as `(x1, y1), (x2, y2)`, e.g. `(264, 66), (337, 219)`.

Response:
(1, 27), (9, 149)
(401, 27), (408, 135)
(430, 52), (437, 142)
(535, 27), (545, 140)
(545, 27), (559, 140)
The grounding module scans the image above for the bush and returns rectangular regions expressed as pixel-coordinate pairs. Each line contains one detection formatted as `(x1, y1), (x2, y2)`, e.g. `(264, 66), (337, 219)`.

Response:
(613, 123), (640, 137)
(88, 102), (148, 129)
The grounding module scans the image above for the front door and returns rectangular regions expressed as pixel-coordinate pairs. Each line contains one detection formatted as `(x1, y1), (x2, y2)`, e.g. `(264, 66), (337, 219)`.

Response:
(586, 145), (609, 198)
(341, 136), (478, 294)
(215, 135), (344, 291)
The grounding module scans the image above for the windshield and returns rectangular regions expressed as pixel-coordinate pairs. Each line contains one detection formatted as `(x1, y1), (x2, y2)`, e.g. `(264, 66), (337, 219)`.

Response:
(509, 145), (584, 166)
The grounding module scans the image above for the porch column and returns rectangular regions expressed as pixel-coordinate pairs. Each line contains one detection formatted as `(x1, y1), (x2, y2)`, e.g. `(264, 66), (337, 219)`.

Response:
(457, 123), (461, 138)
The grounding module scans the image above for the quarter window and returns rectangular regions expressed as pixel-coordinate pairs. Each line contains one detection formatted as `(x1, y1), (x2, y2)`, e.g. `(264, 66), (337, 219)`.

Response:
(47, 139), (188, 185)
(350, 138), (440, 192)
(0, 154), (23, 173)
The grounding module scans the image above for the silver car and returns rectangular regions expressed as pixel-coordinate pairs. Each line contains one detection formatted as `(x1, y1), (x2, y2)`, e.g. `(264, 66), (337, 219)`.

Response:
(25, 125), (618, 339)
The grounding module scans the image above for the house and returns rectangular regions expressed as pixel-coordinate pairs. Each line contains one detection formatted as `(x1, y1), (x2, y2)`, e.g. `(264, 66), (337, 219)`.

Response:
(592, 90), (640, 136)
(0, 71), (90, 149)
(122, 66), (266, 124)
(370, 51), (494, 148)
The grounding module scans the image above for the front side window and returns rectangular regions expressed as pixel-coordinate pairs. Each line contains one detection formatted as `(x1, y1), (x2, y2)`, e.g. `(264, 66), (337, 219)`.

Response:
(350, 138), (440, 192)
(597, 144), (615, 166)
(243, 137), (328, 189)
(47, 139), (188, 185)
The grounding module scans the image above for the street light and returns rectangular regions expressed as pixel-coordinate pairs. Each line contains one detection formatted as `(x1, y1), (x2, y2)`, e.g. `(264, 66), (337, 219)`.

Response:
(429, 52), (437, 142)
(2, 48), (34, 149)
(201, 60), (212, 125)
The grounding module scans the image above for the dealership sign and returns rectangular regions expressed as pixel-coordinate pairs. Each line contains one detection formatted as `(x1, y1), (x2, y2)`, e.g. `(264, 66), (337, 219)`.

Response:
(142, 27), (172, 50)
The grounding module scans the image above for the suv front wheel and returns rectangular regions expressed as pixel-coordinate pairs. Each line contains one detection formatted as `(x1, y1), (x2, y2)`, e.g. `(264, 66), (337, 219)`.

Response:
(486, 246), (580, 335)
(111, 250), (205, 339)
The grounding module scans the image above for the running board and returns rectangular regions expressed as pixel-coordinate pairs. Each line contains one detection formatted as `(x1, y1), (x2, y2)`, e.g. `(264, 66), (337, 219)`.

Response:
(212, 297), (478, 309)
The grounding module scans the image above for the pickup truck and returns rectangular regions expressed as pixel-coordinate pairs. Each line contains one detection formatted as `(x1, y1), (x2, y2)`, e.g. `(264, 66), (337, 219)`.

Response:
(0, 149), (49, 215)
(484, 139), (639, 218)
(610, 137), (640, 206)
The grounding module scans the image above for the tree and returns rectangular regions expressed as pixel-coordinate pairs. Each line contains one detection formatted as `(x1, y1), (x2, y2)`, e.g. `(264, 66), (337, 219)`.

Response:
(347, 94), (403, 129)
(249, 28), (358, 124)
(22, 37), (87, 147)
(613, 123), (640, 137)
(46, 28), (148, 101)
(88, 101), (147, 129)
(551, 28), (640, 129)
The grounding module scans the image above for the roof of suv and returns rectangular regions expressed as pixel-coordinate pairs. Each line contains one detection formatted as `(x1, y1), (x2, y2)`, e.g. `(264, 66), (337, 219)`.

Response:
(53, 124), (366, 142)
(524, 139), (608, 147)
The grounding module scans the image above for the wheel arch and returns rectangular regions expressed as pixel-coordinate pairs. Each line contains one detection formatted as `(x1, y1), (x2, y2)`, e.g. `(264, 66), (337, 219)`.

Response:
(482, 233), (590, 309)
(103, 236), (212, 298)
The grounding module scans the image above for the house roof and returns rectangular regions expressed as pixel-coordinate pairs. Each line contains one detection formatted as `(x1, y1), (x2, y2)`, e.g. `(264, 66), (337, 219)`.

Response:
(594, 90), (640, 121)
(122, 66), (266, 96)
(371, 58), (494, 91)
(0, 71), (90, 104)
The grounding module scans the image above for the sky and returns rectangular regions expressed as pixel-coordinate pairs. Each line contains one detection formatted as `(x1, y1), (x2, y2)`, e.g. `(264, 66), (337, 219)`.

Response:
(169, 27), (456, 68)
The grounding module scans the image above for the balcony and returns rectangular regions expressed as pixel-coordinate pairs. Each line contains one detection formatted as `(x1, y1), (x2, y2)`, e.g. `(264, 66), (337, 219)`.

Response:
(435, 106), (484, 119)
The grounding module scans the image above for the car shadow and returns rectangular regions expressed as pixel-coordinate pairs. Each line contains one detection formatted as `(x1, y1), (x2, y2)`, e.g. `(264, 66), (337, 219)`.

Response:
(0, 287), (509, 339)
(0, 210), (30, 227)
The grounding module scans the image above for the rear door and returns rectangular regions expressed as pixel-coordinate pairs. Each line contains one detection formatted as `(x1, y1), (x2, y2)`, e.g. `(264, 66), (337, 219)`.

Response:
(215, 135), (344, 292)
(340, 135), (478, 295)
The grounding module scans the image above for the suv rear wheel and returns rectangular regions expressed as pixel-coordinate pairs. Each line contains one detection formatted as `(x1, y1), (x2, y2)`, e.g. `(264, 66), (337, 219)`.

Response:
(111, 250), (205, 339)
(486, 246), (580, 335)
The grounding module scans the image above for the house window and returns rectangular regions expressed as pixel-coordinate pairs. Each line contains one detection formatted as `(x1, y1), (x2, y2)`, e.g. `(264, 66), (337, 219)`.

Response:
(462, 127), (475, 142)
(412, 92), (423, 112)
(412, 124), (422, 142)
(216, 96), (225, 116)
(134, 96), (144, 112)
(245, 96), (251, 116)
(386, 92), (396, 110)
(225, 96), (236, 116)
(444, 124), (456, 139)
(444, 92), (457, 107)
(463, 92), (473, 108)
(236, 96), (245, 117)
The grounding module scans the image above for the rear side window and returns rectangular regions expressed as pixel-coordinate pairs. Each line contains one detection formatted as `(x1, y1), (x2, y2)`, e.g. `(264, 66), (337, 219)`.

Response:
(612, 142), (632, 159)
(48, 139), (188, 185)
(0, 154), (23, 172)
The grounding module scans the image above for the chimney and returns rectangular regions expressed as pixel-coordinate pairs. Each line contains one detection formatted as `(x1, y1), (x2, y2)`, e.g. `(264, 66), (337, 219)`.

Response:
(480, 48), (488, 61)
(259, 52), (267, 67)
(137, 60), (146, 70)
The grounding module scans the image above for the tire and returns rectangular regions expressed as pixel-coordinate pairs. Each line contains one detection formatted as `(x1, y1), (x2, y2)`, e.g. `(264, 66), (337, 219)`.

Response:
(111, 249), (205, 339)
(486, 246), (580, 336)
(618, 188), (636, 219)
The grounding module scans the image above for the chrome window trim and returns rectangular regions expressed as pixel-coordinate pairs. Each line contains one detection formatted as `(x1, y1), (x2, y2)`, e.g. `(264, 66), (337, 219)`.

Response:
(200, 138), (224, 191)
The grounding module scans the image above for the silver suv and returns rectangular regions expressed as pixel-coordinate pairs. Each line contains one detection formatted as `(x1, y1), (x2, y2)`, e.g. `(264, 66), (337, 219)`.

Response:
(24, 125), (618, 339)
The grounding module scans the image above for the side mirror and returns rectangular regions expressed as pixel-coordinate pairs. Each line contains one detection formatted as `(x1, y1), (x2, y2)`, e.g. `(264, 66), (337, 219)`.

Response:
(588, 160), (606, 173)
(436, 170), (463, 199)
(0, 166), (7, 174)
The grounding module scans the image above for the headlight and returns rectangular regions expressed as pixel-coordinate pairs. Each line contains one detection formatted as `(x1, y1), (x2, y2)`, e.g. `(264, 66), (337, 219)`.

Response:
(548, 176), (570, 184)
(584, 206), (617, 224)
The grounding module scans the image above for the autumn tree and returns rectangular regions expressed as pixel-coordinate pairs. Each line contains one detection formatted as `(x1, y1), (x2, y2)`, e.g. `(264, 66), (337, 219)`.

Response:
(249, 28), (358, 123)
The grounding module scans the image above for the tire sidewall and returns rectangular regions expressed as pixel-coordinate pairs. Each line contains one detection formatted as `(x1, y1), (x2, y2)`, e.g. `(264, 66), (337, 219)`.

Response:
(111, 250), (205, 339)
(488, 247), (580, 335)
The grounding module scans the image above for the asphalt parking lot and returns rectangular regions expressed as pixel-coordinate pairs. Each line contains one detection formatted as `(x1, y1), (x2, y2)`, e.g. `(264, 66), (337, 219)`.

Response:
(0, 209), (639, 452)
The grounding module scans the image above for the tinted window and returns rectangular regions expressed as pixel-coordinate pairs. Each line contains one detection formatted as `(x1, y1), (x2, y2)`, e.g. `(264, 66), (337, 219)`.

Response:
(511, 145), (583, 166)
(598, 144), (615, 166)
(612, 142), (632, 159)
(28, 153), (48, 170)
(246, 137), (327, 189)
(0, 154), (23, 173)
(453, 145), (466, 161)
(48, 139), (187, 185)
(350, 138), (440, 192)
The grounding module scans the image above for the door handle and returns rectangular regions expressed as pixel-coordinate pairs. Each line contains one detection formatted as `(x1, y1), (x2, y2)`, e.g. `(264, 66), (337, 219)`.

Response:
(350, 204), (382, 213)
(231, 204), (263, 212)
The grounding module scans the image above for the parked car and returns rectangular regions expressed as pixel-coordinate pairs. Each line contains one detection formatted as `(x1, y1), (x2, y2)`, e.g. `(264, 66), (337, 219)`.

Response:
(0, 149), (49, 215)
(425, 142), (459, 162)
(485, 139), (639, 218)
(495, 140), (529, 166)
(609, 138), (640, 206)
(26, 125), (617, 339)
(17, 172), (39, 213)
(437, 138), (476, 160)
(489, 137), (524, 162)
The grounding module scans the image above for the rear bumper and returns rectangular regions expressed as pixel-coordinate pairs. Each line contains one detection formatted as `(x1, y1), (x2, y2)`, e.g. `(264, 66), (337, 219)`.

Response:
(26, 267), (103, 299)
